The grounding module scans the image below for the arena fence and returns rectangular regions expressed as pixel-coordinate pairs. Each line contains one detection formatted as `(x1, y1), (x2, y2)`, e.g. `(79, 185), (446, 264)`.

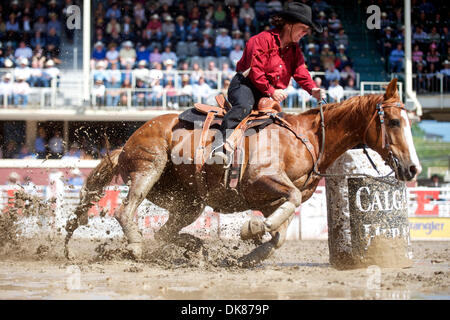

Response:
(1, 183), (448, 241)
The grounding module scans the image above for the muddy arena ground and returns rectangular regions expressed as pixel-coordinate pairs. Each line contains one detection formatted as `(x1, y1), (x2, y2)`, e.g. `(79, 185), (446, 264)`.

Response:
(0, 233), (448, 299)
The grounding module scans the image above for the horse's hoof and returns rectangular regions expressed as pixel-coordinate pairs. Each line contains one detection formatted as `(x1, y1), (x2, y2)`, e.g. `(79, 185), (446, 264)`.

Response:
(126, 243), (143, 260)
(240, 217), (266, 242)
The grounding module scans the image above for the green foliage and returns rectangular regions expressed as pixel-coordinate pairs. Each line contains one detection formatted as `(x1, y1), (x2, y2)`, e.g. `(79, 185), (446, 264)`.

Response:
(413, 135), (450, 178)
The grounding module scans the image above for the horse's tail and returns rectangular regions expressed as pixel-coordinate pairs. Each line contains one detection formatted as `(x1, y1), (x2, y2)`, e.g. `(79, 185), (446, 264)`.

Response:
(65, 148), (123, 249)
(79, 147), (123, 206)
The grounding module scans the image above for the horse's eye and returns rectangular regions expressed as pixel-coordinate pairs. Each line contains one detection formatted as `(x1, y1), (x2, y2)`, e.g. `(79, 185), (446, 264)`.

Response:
(388, 119), (401, 128)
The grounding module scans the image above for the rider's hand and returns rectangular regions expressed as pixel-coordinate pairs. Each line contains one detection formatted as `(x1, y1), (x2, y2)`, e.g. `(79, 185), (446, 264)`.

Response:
(272, 89), (288, 102)
(311, 87), (326, 101)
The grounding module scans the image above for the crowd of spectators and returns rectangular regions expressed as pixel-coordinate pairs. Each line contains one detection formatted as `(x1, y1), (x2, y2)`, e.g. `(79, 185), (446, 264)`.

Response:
(89, 0), (357, 107)
(0, 0), (76, 107)
(373, 0), (450, 92)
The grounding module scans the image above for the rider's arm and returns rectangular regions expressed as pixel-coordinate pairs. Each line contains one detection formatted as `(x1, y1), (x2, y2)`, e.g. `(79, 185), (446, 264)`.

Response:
(292, 46), (317, 95)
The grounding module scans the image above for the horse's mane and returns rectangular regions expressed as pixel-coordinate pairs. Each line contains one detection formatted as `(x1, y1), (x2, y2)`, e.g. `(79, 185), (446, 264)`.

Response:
(300, 94), (384, 123)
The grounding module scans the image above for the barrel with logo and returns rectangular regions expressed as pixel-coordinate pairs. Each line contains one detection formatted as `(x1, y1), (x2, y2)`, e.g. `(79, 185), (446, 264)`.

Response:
(325, 148), (413, 270)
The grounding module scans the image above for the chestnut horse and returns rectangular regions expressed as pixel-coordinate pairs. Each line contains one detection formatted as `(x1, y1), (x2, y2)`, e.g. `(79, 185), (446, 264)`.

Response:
(65, 78), (421, 265)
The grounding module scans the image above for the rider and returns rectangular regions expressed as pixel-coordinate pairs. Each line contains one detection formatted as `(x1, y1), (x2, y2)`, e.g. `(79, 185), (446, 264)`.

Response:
(212, 2), (326, 165)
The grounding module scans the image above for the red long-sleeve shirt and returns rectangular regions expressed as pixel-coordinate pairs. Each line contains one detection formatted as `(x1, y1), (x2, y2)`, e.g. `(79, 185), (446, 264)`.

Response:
(236, 28), (317, 97)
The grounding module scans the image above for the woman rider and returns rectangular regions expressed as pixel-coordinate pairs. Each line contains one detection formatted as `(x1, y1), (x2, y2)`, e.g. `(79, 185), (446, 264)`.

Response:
(212, 2), (326, 165)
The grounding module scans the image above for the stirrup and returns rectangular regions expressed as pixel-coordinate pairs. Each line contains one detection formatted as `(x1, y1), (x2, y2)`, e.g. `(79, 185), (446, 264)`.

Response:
(210, 143), (232, 168)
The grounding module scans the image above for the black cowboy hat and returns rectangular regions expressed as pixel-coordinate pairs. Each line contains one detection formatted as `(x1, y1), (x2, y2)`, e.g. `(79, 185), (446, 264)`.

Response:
(276, 2), (323, 33)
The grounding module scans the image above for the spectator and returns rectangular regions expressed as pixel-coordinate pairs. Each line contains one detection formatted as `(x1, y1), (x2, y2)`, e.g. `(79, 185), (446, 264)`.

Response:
(106, 42), (120, 65)
(162, 16), (175, 35)
(161, 45), (178, 67)
(13, 74), (30, 107)
(106, 2), (121, 20)
(62, 143), (81, 160)
(29, 60), (44, 87)
(239, 2), (256, 21)
(31, 31), (47, 49)
(119, 41), (137, 66)
(325, 64), (340, 84)
(205, 61), (219, 88)
(215, 28), (233, 57)
(6, 171), (21, 186)
(335, 44), (351, 70)
(190, 62), (204, 84)
(14, 41), (33, 61)
(214, 4), (227, 28)
(42, 59), (60, 87)
(344, 77), (356, 90)
(193, 76), (213, 103)
(327, 12), (342, 34)
(46, 28), (61, 63)
(92, 41), (106, 63)
(242, 14), (257, 34)
(306, 43), (321, 71)
(381, 26), (395, 57)
(175, 16), (188, 42)
(106, 17), (121, 36)
(285, 79), (298, 108)
(134, 78), (149, 107)
(179, 74), (193, 107)
(149, 62), (163, 85)
(254, 0), (270, 21)
(165, 78), (178, 109)
(120, 78), (132, 106)
(33, 16), (47, 34)
(186, 20), (201, 43)
(320, 44), (335, 70)
(328, 79), (344, 102)
(268, 0), (283, 14)
(146, 14), (162, 39)
(340, 64), (356, 83)
(428, 174), (441, 187)
(18, 145), (35, 159)
(389, 43), (404, 73)
(149, 79), (163, 106)
(0, 73), (14, 106)
(229, 44), (244, 69)
(136, 44), (150, 64)
(412, 44), (425, 66)
(92, 60), (109, 83)
(34, 127), (47, 159)
(334, 28), (348, 49)
(68, 168), (84, 187)
(48, 130), (64, 158)
(221, 62), (234, 83)
(134, 60), (150, 82)
(14, 58), (31, 82)
(47, 12), (62, 36)
(92, 79), (106, 107)
(105, 73), (122, 107)
(199, 31), (215, 57)
(426, 43), (440, 69)
(231, 30), (244, 49)
(149, 46), (162, 65)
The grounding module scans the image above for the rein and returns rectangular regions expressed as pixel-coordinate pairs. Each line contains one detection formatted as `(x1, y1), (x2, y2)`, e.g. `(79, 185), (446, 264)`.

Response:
(306, 99), (405, 187)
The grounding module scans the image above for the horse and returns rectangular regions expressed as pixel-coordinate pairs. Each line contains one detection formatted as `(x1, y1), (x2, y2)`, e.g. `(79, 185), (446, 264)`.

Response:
(64, 78), (421, 266)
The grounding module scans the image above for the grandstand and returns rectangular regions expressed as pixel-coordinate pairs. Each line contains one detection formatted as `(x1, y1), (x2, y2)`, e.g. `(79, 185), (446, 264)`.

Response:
(0, 0), (449, 180)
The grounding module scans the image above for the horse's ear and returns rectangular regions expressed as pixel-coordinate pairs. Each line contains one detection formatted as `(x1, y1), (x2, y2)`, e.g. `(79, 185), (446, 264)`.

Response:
(384, 78), (398, 99)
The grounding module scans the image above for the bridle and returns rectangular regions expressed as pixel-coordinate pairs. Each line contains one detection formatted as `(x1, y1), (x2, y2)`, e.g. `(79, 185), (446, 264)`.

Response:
(362, 100), (406, 178)
(304, 99), (406, 187)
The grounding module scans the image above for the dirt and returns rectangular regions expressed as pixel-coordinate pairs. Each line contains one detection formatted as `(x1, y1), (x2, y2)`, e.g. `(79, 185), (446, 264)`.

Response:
(0, 190), (448, 299)
(0, 235), (448, 299)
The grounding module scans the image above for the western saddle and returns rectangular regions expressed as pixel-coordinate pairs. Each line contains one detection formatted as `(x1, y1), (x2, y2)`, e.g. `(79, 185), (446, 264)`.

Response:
(192, 94), (316, 191)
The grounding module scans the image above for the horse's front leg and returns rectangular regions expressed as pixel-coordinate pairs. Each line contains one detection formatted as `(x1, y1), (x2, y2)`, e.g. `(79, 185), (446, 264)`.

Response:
(239, 172), (301, 267)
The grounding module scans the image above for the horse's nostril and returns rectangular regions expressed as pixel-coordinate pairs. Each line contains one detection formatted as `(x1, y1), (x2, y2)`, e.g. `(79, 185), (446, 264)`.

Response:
(409, 165), (418, 177)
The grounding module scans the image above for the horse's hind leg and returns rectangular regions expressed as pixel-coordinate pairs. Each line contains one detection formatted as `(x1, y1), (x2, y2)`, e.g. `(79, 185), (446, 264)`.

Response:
(115, 162), (166, 258)
(153, 192), (205, 252)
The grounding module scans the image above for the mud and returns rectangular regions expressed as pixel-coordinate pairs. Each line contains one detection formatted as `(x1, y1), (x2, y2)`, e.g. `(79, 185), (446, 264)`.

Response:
(0, 235), (448, 299)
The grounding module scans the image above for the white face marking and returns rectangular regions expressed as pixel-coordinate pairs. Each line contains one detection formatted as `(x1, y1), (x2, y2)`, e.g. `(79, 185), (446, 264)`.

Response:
(400, 110), (422, 174)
